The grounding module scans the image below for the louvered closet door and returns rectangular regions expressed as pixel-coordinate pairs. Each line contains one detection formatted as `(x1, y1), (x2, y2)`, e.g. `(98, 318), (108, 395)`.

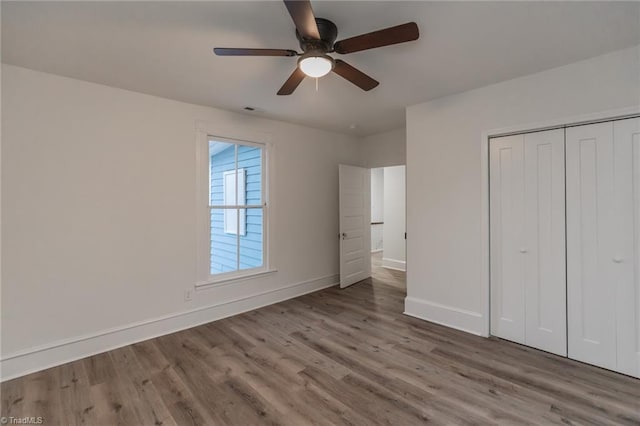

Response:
(490, 135), (526, 344)
(523, 129), (567, 356)
(566, 122), (618, 371)
(490, 129), (566, 354)
(613, 117), (640, 378)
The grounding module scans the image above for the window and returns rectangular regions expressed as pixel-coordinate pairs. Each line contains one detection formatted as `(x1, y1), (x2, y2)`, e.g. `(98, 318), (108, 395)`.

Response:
(196, 122), (272, 287)
(208, 139), (265, 277)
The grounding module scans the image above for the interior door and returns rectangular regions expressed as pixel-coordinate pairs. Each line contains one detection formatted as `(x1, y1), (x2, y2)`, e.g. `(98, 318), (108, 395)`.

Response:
(613, 117), (640, 378)
(566, 122), (618, 371)
(339, 164), (371, 288)
(490, 130), (566, 354)
(523, 129), (566, 356)
(490, 134), (526, 344)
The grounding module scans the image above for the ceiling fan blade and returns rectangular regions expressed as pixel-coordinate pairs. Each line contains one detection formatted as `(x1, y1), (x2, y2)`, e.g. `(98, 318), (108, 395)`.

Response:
(277, 67), (306, 95)
(333, 60), (379, 91)
(333, 22), (419, 54)
(283, 0), (320, 40)
(214, 48), (298, 57)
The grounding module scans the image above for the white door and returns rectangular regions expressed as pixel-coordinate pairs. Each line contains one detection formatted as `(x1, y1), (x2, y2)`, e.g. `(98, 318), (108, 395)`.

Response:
(613, 117), (640, 378)
(566, 122), (618, 370)
(523, 129), (566, 356)
(490, 130), (566, 355)
(339, 164), (371, 288)
(490, 135), (526, 344)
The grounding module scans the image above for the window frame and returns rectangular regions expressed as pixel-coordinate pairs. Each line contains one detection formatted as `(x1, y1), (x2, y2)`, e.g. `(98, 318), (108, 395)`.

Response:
(196, 122), (274, 288)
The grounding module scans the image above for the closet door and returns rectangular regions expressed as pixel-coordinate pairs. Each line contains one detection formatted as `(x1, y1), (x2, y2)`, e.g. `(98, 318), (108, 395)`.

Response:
(613, 117), (640, 378)
(523, 129), (567, 356)
(566, 122), (617, 370)
(490, 129), (566, 354)
(490, 135), (526, 344)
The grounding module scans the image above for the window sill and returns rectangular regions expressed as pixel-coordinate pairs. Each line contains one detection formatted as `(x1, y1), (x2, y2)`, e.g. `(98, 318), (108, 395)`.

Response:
(195, 268), (277, 290)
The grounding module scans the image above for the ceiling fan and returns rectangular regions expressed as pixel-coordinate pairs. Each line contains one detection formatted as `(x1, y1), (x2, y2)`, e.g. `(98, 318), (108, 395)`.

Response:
(213, 0), (419, 95)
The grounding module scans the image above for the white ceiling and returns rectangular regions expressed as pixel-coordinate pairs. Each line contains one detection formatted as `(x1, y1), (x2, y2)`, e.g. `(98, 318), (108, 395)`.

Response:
(3, 1), (639, 136)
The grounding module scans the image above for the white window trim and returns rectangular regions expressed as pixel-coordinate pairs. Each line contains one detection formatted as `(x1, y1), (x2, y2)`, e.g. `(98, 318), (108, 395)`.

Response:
(195, 121), (275, 288)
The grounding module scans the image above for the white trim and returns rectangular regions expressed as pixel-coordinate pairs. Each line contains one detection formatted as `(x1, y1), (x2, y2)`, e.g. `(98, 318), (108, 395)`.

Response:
(196, 268), (277, 289)
(0, 274), (338, 382)
(382, 257), (406, 271)
(404, 296), (484, 336)
(484, 106), (640, 139)
(370, 249), (383, 254)
(480, 106), (640, 339)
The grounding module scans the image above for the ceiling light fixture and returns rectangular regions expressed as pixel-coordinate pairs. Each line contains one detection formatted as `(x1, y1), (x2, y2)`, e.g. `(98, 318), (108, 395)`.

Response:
(298, 51), (334, 78)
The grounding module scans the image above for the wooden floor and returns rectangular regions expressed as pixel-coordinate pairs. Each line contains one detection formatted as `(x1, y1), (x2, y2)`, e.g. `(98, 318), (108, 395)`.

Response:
(2, 273), (639, 425)
(371, 251), (406, 290)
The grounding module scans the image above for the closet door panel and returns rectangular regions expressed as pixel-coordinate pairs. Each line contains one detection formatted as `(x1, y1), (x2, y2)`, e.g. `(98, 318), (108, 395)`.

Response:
(614, 117), (640, 378)
(490, 135), (526, 343)
(566, 122), (617, 370)
(523, 129), (567, 356)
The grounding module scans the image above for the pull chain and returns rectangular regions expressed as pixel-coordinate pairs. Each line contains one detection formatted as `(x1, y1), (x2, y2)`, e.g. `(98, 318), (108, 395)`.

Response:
(315, 77), (319, 92)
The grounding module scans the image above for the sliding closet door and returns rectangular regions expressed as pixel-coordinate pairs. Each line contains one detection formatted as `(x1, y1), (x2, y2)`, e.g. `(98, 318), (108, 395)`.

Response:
(613, 117), (640, 378)
(490, 135), (526, 344)
(566, 122), (617, 370)
(523, 129), (567, 356)
(490, 129), (566, 355)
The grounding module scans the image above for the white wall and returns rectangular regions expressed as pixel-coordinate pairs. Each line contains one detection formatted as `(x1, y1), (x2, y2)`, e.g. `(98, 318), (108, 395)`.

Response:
(382, 166), (406, 271)
(370, 168), (384, 252)
(359, 127), (406, 168)
(1, 65), (362, 380)
(405, 45), (640, 336)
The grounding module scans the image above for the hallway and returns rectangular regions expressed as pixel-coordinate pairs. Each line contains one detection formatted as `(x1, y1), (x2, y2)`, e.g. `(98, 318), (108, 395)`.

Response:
(371, 252), (406, 291)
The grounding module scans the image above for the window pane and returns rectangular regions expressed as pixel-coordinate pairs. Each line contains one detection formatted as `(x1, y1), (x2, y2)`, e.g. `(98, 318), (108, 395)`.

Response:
(208, 140), (264, 277)
(240, 208), (263, 270)
(223, 169), (246, 235)
(209, 140), (236, 206)
(238, 144), (262, 205)
(211, 208), (238, 274)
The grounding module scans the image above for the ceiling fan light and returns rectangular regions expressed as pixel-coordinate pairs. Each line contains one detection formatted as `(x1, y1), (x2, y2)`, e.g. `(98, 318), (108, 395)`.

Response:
(298, 55), (333, 78)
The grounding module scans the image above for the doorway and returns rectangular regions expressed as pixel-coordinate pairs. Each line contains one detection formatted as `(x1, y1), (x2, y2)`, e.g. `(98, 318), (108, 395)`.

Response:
(370, 165), (406, 291)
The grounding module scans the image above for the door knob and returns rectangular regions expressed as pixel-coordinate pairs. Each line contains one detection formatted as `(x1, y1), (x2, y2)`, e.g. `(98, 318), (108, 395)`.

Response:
(613, 256), (623, 263)
(519, 247), (528, 254)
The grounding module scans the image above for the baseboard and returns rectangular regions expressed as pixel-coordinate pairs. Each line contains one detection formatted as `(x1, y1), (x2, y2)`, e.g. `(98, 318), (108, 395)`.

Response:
(382, 257), (406, 271)
(404, 296), (485, 336)
(370, 249), (383, 254)
(0, 274), (339, 382)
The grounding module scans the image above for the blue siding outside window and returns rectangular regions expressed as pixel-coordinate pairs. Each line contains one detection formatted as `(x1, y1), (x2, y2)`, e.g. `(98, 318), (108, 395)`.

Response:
(210, 144), (263, 274)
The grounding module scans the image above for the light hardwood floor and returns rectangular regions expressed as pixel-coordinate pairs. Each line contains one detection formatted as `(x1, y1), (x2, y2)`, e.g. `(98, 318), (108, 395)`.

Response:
(2, 271), (639, 425)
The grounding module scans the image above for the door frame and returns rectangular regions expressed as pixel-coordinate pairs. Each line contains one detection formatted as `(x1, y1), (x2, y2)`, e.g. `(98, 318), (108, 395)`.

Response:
(368, 164), (408, 268)
(480, 106), (640, 338)
(350, 163), (407, 291)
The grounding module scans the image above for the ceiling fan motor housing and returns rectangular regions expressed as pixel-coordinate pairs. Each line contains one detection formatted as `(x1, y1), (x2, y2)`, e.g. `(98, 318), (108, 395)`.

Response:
(296, 18), (338, 52)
